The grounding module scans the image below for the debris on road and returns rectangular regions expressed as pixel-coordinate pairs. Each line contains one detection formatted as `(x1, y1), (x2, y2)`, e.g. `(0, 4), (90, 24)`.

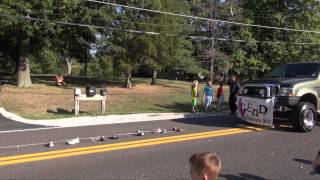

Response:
(45, 141), (54, 148)
(67, 137), (80, 145)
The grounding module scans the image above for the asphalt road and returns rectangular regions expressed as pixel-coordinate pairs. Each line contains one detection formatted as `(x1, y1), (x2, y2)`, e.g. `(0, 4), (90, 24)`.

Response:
(0, 114), (46, 131)
(0, 115), (319, 180)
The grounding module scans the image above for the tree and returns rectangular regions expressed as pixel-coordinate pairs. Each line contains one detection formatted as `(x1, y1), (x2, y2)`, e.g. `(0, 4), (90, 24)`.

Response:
(0, 1), (53, 87)
(0, 0), (99, 87)
(231, 0), (320, 77)
(138, 0), (203, 84)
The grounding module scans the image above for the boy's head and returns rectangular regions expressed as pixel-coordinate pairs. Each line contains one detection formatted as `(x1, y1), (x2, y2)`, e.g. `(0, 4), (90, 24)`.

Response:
(189, 152), (221, 180)
(219, 82), (223, 87)
(192, 80), (198, 87)
(207, 81), (212, 87)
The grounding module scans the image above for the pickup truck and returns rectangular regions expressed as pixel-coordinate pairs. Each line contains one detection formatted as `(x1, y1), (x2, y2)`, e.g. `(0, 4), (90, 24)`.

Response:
(237, 62), (320, 132)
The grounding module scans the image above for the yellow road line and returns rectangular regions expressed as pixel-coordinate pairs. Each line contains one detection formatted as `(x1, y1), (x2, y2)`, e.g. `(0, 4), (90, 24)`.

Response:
(0, 126), (265, 166)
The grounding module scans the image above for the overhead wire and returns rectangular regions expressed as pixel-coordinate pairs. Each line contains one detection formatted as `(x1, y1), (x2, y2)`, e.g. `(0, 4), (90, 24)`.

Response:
(85, 0), (320, 34)
(1, 13), (319, 45)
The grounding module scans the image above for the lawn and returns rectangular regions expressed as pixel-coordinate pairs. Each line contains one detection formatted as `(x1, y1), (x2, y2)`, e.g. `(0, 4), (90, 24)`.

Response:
(0, 76), (230, 120)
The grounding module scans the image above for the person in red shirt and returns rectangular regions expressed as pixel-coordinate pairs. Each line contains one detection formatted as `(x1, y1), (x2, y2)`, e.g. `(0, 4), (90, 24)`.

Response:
(216, 83), (224, 111)
(55, 73), (66, 86)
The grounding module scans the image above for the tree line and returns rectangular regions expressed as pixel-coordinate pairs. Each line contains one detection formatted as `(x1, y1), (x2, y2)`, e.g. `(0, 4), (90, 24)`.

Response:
(1, 0), (320, 88)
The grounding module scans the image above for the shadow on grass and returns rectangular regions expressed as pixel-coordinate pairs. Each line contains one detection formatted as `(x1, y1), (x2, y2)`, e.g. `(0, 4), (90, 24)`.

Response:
(46, 108), (107, 118)
(154, 103), (191, 113)
(220, 173), (268, 180)
(32, 75), (125, 88)
(47, 108), (84, 115)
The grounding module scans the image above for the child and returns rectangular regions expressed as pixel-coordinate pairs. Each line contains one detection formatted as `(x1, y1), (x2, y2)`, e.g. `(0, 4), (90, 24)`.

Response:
(191, 80), (199, 114)
(189, 152), (221, 180)
(55, 73), (66, 86)
(203, 81), (213, 112)
(216, 82), (224, 111)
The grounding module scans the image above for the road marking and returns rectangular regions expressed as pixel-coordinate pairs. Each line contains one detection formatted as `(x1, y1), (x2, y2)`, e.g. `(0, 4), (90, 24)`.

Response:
(0, 126), (265, 166)
(0, 127), (62, 134)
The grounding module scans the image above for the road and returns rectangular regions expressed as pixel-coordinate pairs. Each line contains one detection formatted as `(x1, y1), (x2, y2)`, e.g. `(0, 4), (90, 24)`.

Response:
(0, 114), (319, 179)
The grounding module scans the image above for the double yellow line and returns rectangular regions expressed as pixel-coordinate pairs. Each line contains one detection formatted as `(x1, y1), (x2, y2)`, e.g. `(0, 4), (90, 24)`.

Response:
(0, 126), (264, 166)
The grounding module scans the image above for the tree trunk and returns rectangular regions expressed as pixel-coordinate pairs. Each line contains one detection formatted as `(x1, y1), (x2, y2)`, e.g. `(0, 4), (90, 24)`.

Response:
(14, 41), (20, 76)
(151, 69), (157, 85)
(17, 33), (32, 88)
(210, 58), (214, 82)
(66, 57), (72, 75)
(125, 72), (132, 88)
(63, 51), (72, 75)
(84, 59), (88, 76)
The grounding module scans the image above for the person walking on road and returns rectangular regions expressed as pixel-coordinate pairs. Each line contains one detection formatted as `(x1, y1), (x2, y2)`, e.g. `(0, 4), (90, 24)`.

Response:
(203, 81), (213, 112)
(191, 80), (199, 114)
(228, 75), (240, 115)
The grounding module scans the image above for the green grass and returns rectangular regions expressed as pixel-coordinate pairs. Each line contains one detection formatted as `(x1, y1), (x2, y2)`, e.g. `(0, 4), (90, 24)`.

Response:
(0, 77), (230, 120)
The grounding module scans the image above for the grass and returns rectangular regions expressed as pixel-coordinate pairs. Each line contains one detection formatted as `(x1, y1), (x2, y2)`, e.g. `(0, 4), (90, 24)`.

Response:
(0, 76), (230, 120)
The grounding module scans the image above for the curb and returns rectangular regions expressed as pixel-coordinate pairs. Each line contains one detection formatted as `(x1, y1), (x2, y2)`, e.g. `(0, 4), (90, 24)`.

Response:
(0, 108), (229, 128)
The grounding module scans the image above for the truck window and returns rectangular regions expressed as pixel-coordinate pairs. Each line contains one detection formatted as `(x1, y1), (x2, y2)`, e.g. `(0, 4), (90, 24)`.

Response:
(269, 63), (320, 78)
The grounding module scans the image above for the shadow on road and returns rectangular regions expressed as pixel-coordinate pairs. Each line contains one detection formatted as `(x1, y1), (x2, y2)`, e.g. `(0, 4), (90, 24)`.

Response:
(0, 115), (47, 131)
(293, 158), (312, 165)
(220, 173), (268, 180)
(171, 114), (245, 129)
(171, 113), (299, 133)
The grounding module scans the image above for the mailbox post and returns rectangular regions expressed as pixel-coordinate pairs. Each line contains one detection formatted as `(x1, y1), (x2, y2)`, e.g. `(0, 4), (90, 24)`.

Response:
(74, 88), (107, 116)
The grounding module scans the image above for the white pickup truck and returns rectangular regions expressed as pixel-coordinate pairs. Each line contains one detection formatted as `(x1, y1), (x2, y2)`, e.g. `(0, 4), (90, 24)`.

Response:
(237, 62), (320, 132)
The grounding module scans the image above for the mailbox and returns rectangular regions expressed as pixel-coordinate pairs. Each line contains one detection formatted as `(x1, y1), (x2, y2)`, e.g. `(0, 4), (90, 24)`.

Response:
(100, 89), (107, 96)
(86, 86), (96, 97)
(74, 88), (81, 96)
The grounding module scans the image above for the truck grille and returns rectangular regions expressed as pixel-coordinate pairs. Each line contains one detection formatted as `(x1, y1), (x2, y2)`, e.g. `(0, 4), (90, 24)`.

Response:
(241, 85), (279, 99)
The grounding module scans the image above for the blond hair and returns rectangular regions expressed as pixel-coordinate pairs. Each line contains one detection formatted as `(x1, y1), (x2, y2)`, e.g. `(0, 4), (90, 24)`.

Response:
(189, 152), (221, 180)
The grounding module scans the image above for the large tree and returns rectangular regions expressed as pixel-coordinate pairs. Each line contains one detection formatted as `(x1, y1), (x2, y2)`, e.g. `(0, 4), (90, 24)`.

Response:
(138, 0), (202, 84)
(0, 0), (56, 87)
(230, 0), (320, 78)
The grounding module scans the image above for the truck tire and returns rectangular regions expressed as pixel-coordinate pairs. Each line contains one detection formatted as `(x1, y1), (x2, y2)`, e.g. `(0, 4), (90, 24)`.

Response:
(292, 102), (317, 132)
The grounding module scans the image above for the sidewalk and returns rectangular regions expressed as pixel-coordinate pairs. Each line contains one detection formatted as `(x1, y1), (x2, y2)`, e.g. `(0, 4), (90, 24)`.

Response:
(0, 108), (229, 128)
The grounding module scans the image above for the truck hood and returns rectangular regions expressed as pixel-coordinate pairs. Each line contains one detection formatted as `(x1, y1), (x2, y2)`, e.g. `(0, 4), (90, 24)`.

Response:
(244, 77), (315, 87)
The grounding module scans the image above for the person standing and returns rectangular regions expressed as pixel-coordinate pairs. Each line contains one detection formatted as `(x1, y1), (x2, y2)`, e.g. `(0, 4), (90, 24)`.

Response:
(216, 82), (224, 111)
(228, 75), (240, 114)
(203, 81), (213, 112)
(191, 80), (199, 114)
(55, 73), (66, 86)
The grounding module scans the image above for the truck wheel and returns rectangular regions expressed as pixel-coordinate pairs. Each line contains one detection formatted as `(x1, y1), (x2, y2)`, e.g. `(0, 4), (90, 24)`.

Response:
(292, 102), (317, 132)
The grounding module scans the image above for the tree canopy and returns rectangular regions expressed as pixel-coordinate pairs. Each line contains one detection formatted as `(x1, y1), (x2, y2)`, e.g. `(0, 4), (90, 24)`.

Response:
(0, 0), (319, 87)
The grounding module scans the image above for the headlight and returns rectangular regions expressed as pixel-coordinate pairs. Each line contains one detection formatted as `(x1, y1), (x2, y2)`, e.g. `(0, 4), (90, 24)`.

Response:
(279, 87), (294, 96)
(239, 86), (243, 95)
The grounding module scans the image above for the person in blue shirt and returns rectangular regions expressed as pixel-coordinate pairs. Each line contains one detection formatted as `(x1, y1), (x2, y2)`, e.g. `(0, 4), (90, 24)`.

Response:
(203, 81), (214, 112)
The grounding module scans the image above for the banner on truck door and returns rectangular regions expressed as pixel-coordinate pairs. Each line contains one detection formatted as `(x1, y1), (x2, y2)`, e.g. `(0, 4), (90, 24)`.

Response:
(237, 96), (274, 127)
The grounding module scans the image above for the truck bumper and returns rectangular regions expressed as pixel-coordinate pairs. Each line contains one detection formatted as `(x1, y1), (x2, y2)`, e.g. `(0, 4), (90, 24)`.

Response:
(275, 96), (300, 108)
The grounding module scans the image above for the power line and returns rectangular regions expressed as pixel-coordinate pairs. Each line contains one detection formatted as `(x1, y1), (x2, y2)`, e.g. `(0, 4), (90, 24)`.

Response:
(1, 13), (320, 45)
(1, 4), (316, 39)
(85, 0), (320, 34)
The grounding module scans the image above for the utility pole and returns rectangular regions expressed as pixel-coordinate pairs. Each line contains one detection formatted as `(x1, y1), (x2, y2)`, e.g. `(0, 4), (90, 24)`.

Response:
(209, 0), (216, 82)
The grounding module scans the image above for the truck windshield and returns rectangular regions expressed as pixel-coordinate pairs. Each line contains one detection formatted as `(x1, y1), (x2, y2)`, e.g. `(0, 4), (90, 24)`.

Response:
(268, 63), (320, 78)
